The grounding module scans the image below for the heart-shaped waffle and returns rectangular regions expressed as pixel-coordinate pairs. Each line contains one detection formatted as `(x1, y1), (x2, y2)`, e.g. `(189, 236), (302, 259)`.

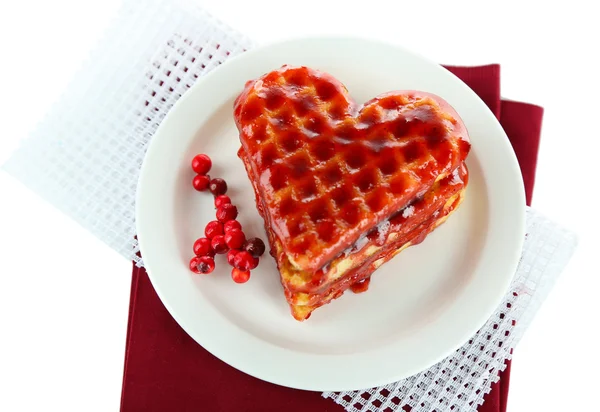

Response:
(234, 65), (470, 320)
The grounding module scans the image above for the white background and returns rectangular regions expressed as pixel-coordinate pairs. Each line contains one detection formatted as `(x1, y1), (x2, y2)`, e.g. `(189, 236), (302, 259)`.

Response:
(0, 0), (598, 411)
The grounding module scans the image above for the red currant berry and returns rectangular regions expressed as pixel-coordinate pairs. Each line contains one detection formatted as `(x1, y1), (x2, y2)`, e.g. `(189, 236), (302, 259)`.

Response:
(196, 256), (215, 274)
(189, 256), (202, 274)
(216, 204), (238, 222)
(209, 178), (227, 196)
(211, 235), (229, 254)
(244, 237), (266, 257)
(231, 268), (251, 284)
(226, 249), (239, 266)
(223, 220), (242, 233)
(233, 250), (254, 271)
(214, 195), (231, 208)
(192, 174), (210, 191)
(191, 154), (212, 175)
(193, 237), (214, 257)
(204, 220), (224, 239)
(248, 255), (259, 270)
(224, 229), (245, 249)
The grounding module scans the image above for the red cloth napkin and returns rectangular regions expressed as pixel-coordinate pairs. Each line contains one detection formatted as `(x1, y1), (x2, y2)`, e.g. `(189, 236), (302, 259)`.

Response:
(121, 64), (543, 412)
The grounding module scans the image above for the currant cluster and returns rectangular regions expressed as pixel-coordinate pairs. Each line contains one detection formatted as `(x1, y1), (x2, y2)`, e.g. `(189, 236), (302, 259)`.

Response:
(189, 154), (266, 283)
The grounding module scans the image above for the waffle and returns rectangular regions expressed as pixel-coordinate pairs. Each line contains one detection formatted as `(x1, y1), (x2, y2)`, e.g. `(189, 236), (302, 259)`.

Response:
(234, 65), (471, 320)
(285, 164), (468, 320)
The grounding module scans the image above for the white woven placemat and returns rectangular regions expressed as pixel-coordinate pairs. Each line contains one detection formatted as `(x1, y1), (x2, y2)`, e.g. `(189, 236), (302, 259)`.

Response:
(323, 208), (576, 411)
(3, 0), (254, 267)
(1, 0), (577, 411)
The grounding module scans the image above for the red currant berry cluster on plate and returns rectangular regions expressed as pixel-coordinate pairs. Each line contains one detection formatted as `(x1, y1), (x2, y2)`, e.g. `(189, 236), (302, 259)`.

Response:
(188, 153), (266, 283)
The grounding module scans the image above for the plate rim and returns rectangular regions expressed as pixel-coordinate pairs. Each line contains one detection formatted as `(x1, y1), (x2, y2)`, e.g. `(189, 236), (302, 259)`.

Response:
(136, 35), (526, 391)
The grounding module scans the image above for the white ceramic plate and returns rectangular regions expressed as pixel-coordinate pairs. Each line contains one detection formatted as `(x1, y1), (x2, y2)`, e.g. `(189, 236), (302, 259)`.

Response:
(136, 37), (525, 392)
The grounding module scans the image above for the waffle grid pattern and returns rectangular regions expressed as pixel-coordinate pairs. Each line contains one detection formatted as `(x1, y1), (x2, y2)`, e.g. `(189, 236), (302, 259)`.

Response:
(237, 67), (462, 268)
(323, 208), (577, 411)
(1, 1), (578, 411)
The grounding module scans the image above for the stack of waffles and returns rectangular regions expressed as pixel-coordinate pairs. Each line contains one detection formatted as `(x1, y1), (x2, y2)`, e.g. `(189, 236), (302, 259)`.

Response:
(234, 65), (471, 320)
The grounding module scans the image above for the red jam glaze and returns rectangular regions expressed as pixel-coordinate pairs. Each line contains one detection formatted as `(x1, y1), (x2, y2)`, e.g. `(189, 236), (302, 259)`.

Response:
(286, 183), (465, 319)
(239, 124), (468, 319)
(234, 65), (470, 274)
(349, 277), (371, 294)
(283, 162), (468, 297)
